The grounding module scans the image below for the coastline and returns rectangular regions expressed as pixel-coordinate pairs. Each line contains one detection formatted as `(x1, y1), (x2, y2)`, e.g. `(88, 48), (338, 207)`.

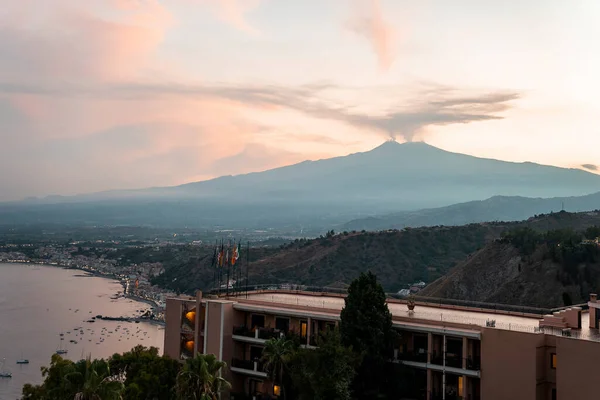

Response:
(1, 261), (164, 324)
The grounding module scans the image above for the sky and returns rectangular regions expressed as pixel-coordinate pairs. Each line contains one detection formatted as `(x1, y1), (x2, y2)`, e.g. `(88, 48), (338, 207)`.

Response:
(1, 0), (600, 201)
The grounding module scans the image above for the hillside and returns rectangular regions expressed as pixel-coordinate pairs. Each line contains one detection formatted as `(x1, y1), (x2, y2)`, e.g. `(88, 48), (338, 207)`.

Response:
(153, 210), (600, 297)
(152, 224), (500, 294)
(421, 224), (600, 308)
(343, 192), (600, 231)
(4, 141), (600, 230)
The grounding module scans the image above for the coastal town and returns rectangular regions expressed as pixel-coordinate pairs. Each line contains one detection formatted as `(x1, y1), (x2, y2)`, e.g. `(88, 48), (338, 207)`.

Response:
(0, 240), (181, 321)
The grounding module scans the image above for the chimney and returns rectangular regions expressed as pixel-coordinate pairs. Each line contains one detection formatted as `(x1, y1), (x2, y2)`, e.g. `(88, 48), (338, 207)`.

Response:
(590, 293), (597, 303)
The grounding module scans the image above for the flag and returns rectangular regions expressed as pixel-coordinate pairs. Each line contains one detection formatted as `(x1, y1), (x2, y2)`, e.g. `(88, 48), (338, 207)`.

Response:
(211, 243), (218, 268)
(232, 241), (240, 266)
(218, 242), (224, 267)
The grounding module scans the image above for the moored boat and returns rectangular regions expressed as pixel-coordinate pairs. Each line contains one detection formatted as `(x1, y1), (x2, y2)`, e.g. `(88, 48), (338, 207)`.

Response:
(0, 358), (11, 378)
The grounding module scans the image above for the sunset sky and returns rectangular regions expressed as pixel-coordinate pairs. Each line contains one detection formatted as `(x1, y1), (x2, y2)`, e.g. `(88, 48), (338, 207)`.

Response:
(1, 0), (599, 201)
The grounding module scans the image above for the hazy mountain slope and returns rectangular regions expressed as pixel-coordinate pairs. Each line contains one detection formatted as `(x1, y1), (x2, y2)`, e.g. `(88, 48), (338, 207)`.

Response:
(4, 142), (600, 229)
(343, 192), (600, 231)
(40, 141), (600, 207)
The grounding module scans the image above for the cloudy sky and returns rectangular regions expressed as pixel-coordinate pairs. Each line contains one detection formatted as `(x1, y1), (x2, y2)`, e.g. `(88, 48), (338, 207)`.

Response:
(1, 0), (599, 201)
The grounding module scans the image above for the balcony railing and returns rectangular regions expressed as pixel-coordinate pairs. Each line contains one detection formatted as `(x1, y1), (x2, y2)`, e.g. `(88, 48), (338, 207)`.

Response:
(233, 326), (255, 337)
(232, 326), (284, 341)
(231, 358), (265, 372)
(430, 352), (443, 365)
(394, 350), (428, 363)
(257, 328), (281, 340)
(445, 354), (463, 369)
(395, 352), (480, 371)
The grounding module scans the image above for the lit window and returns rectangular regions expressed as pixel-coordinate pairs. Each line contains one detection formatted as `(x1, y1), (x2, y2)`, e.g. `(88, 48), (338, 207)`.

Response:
(551, 353), (557, 369)
(273, 385), (281, 396)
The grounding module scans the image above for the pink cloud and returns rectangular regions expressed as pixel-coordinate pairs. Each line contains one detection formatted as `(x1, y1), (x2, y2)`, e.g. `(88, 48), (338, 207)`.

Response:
(346, 0), (395, 71)
(0, 0), (173, 83)
(193, 0), (263, 33)
(208, 143), (312, 176)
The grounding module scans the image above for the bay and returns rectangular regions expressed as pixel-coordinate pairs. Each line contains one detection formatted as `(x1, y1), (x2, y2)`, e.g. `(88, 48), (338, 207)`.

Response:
(0, 263), (164, 399)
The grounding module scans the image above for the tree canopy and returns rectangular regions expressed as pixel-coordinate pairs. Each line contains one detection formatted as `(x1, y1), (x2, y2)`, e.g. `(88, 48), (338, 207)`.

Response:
(288, 328), (359, 400)
(109, 345), (180, 400)
(21, 348), (229, 400)
(339, 271), (397, 399)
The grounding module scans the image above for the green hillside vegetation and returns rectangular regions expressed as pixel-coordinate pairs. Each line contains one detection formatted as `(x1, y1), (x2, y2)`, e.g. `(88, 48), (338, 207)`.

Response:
(152, 211), (600, 295)
(502, 225), (600, 293)
(421, 222), (600, 307)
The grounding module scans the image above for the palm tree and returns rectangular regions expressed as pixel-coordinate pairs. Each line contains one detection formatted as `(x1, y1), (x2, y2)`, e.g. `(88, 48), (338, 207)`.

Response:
(261, 337), (297, 400)
(65, 357), (124, 400)
(175, 354), (231, 400)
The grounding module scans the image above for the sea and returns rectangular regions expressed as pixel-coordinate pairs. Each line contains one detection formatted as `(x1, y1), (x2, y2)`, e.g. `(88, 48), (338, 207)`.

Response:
(0, 263), (164, 399)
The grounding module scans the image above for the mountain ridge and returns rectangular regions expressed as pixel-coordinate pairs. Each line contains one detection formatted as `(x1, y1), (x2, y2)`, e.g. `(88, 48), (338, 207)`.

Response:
(13, 141), (600, 203)
(3, 141), (600, 230)
(343, 191), (600, 231)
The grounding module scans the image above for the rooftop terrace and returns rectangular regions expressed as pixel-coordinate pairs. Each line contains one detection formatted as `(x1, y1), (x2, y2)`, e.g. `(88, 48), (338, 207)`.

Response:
(221, 290), (600, 342)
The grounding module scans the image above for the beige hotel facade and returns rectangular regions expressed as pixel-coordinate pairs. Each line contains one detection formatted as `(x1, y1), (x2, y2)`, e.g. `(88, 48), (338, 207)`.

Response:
(164, 290), (600, 400)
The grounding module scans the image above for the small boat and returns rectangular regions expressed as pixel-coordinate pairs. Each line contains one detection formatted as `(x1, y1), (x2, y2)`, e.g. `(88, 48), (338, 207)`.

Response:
(16, 351), (29, 364)
(0, 358), (12, 378)
(56, 341), (68, 355)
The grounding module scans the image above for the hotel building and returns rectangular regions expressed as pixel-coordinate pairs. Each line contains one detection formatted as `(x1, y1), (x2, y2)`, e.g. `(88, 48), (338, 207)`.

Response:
(164, 289), (600, 400)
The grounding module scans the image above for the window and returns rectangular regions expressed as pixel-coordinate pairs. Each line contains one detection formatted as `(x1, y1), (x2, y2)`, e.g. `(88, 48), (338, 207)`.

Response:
(551, 353), (557, 369)
(551, 388), (556, 400)
(249, 379), (264, 395)
(250, 345), (263, 361)
(251, 314), (265, 329)
(300, 321), (308, 338)
(275, 317), (290, 332)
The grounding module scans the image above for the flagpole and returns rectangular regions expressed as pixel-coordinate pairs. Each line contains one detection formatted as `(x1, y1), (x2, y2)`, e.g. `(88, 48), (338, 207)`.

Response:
(237, 240), (241, 296)
(232, 239), (236, 296)
(226, 240), (231, 297)
(245, 240), (249, 299)
(212, 239), (217, 294)
(219, 238), (223, 296)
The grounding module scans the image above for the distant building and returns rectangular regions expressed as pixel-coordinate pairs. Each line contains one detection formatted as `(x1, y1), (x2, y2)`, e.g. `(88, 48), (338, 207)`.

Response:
(410, 286), (422, 294)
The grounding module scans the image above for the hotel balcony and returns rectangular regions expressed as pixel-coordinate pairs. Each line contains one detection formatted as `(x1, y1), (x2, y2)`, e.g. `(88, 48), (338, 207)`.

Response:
(395, 350), (428, 363)
(232, 326), (285, 344)
(393, 351), (481, 378)
(230, 358), (268, 378)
